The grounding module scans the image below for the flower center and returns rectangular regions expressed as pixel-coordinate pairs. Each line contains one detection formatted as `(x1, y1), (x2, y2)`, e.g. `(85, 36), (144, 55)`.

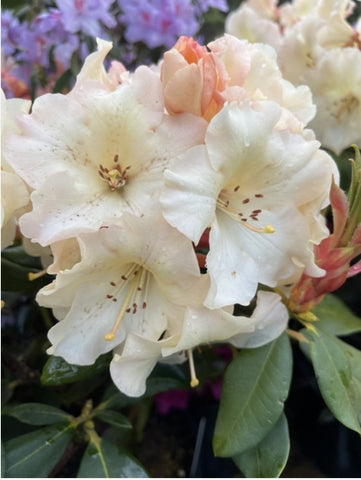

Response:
(335, 93), (359, 123)
(217, 188), (275, 234)
(98, 154), (131, 191)
(104, 265), (149, 341)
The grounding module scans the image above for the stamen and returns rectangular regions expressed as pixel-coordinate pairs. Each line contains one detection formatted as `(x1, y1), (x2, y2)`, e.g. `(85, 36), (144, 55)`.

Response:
(98, 157), (130, 191)
(104, 267), (149, 341)
(187, 348), (199, 388)
(104, 271), (139, 341)
(216, 199), (275, 234)
(28, 269), (47, 281)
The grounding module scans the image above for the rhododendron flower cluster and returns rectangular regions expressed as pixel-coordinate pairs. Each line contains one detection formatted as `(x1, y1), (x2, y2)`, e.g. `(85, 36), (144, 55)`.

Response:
(226, 0), (361, 154)
(2, 35), (338, 397)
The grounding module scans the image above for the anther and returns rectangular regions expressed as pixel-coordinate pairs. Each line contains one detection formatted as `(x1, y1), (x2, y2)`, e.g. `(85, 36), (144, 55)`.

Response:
(104, 333), (115, 341)
(242, 222), (275, 234)
(187, 349), (199, 388)
(28, 269), (47, 281)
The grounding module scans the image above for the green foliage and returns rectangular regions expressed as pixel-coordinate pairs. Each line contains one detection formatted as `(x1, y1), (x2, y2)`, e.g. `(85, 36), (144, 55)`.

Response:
(3, 423), (74, 478)
(312, 294), (361, 336)
(2, 403), (73, 426)
(304, 328), (361, 434)
(94, 410), (132, 430)
(41, 353), (112, 385)
(77, 439), (148, 478)
(213, 333), (293, 458)
(232, 413), (290, 478)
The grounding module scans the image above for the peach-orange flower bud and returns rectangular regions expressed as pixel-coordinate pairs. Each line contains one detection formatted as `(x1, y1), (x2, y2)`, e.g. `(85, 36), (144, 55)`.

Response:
(161, 36), (225, 121)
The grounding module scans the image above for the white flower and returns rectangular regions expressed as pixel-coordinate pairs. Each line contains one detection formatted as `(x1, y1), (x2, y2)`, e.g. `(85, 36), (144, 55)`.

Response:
(74, 38), (128, 91)
(1, 90), (31, 249)
(37, 213), (206, 366)
(5, 53), (206, 246)
(208, 35), (316, 129)
(225, 1), (282, 51)
(110, 290), (289, 397)
(161, 100), (336, 308)
(306, 48), (361, 154)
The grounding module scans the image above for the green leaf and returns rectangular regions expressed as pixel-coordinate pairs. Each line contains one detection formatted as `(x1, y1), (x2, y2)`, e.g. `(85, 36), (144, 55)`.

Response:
(307, 329), (361, 433)
(77, 439), (148, 478)
(338, 338), (361, 382)
(3, 423), (73, 477)
(41, 353), (111, 385)
(2, 403), (73, 426)
(213, 333), (293, 457)
(312, 294), (361, 336)
(95, 410), (132, 430)
(144, 363), (188, 396)
(232, 413), (290, 478)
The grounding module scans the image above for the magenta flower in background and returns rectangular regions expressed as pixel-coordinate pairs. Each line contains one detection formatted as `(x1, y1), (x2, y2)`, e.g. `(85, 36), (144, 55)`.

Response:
(57, 0), (116, 37)
(154, 389), (191, 415)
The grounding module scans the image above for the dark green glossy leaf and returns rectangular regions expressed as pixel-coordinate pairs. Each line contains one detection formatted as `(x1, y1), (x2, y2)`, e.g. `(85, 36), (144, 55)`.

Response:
(232, 413), (290, 478)
(95, 410), (132, 430)
(213, 333), (293, 457)
(41, 353), (111, 385)
(312, 294), (361, 336)
(307, 329), (361, 433)
(77, 439), (148, 478)
(2, 403), (73, 426)
(3, 423), (73, 477)
(144, 363), (188, 396)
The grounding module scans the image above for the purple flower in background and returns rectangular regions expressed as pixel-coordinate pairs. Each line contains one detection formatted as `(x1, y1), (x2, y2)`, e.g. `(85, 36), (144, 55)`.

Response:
(118, 0), (200, 48)
(195, 0), (229, 14)
(57, 0), (116, 38)
(1, 10), (22, 57)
